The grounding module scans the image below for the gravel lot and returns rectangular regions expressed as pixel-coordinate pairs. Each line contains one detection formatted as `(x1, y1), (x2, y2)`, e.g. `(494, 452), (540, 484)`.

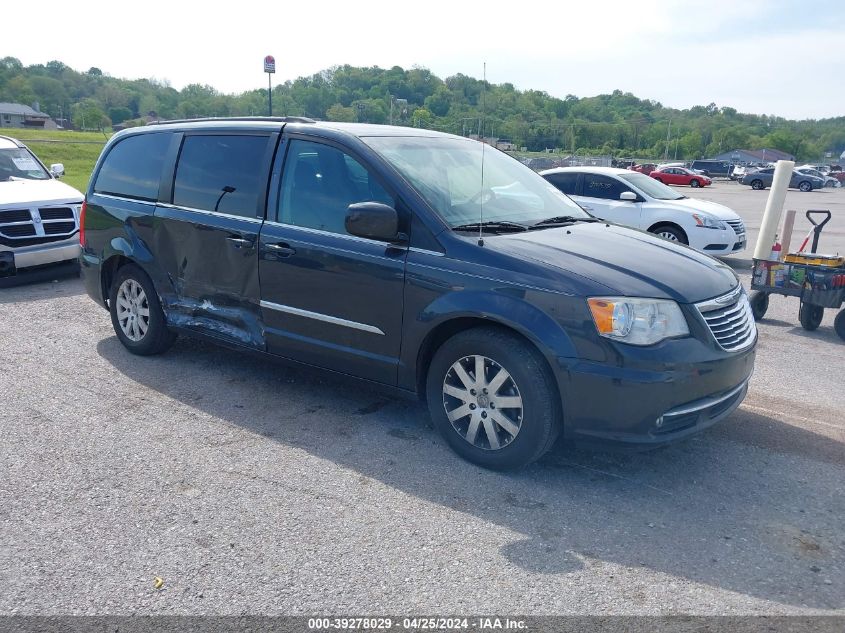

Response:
(0, 182), (843, 616)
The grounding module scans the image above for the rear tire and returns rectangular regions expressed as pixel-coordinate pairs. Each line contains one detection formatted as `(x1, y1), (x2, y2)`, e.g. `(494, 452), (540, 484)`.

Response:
(650, 224), (688, 245)
(751, 180), (764, 190)
(749, 291), (769, 320)
(798, 302), (824, 331)
(109, 264), (176, 355)
(426, 327), (560, 470)
(798, 181), (812, 192)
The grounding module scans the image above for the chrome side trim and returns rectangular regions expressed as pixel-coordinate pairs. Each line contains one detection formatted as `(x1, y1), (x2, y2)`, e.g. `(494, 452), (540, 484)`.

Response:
(93, 193), (157, 206)
(662, 379), (749, 419)
(259, 300), (385, 335)
(408, 246), (445, 257)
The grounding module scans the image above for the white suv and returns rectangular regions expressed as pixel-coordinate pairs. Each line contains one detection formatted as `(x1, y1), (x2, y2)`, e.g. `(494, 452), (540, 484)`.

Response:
(541, 166), (746, 256)
(0, 135), (83, 282)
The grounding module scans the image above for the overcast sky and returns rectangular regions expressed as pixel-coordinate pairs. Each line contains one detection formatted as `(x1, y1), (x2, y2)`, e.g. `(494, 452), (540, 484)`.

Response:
(10, 0), (845, 119)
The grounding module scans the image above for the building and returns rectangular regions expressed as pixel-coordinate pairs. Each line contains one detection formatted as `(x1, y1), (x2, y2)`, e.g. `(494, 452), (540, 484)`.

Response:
(0, 103), (52, 129)
(710, 148), (795, 165)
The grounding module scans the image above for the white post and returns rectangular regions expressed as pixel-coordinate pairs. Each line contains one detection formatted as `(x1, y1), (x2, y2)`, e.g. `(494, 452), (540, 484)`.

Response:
(753, 160), (795, 260)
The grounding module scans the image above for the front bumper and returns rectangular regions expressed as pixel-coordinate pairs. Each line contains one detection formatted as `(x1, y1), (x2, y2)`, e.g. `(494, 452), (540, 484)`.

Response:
(1, 237), (80, 269)
(557, 336), (756, 448)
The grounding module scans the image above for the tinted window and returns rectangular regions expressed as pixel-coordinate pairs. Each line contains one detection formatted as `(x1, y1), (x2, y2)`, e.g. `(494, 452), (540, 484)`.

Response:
(173, 135), (269, 217)
(278, 139), (392, 235)
(544, 172), (578, 195)
(582, 174), (628, 200)
(94, 133), (170, 201)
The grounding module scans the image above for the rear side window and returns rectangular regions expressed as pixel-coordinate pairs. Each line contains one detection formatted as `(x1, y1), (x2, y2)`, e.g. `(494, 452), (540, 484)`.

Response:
(582, 174), (627, 200)
(94, 133), (170, 201)
(544, 172), (578, 195)
(173, 135), (269, 217)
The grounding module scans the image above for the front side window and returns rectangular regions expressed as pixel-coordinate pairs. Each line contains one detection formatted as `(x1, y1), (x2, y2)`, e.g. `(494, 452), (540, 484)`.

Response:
(94, 133), (170, 201)
(362, 136), (587, 228)
(173, 135), (269, 217)
(582, 174), (627, 200)
(277, 139), (393, 235)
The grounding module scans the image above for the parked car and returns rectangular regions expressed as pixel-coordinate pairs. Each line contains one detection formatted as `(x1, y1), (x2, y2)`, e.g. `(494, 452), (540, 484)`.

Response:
(740, 168), (825, 192)
(629, 163), (657, 174)
(796, 167), (840, 188)
(730, 165), (750, 181)
(690, 160), (732, 178)
(649, 166), (712, 188)
(541, 166), (746, 255)
(81, 118), (756, 470)
(0, 135), (82, 284)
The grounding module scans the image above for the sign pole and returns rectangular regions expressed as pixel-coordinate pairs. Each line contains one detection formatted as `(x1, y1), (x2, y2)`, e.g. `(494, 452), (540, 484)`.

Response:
(263, 55), (276, 117)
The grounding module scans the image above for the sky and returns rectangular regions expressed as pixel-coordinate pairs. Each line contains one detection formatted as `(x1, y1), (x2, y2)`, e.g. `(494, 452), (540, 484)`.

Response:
(9, 0), (845, 120)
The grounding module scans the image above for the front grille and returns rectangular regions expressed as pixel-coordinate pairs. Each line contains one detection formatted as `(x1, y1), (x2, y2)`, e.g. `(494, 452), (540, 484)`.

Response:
(1, 224), (37, 237)
(696, 289), (756, 352)
(39, 207), (75, 220)
(43, 221), (77, 235)
(0, 205), (78, 247)
(0, 209), (32, 223)
(725, 219), (745, 236)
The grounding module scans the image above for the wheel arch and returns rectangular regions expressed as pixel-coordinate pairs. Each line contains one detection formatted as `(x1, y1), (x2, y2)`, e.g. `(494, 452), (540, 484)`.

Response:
(647, 220), (688, 241)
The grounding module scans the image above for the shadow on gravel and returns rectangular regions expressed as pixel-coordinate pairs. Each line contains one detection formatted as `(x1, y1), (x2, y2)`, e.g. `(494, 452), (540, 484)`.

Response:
(96, 335), (844, 609)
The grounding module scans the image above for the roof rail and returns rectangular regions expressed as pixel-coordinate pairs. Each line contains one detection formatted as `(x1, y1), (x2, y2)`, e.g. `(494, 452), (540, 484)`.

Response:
(147, 116), (316, 126)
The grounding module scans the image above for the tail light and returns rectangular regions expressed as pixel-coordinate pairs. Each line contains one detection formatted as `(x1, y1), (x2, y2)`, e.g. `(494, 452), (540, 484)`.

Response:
(79, 200), (87, 247)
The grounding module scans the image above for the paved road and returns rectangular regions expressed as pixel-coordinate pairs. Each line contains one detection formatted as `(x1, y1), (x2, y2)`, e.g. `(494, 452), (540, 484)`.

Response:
(0, 185), (843, 615)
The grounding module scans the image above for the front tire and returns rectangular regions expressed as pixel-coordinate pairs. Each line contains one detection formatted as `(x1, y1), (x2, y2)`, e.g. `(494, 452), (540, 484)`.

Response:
(650, 224), (688, 245)
(751, 179), (764, 190)
(798, 181), (812, 192)
(690, 179), (701, 188)
(109, 264), (176, 355)
(798, 302), (824, 331)
(426, 327), (560, 470)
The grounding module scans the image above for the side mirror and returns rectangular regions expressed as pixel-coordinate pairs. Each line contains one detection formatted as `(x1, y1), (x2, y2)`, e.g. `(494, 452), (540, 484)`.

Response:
(345, 201), (401, 242)
(50, 163), (65, 178)
(619, 191), (638, 202)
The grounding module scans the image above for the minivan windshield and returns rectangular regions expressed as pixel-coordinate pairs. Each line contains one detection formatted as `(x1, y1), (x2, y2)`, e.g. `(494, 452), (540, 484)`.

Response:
(0, 146), (50, 181)
(363, 136), (588, 229)
(618, 171), (686, 201)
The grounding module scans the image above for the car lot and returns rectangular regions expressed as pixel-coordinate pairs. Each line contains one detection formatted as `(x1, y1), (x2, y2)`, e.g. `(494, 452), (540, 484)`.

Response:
(0, 182), (843, 616)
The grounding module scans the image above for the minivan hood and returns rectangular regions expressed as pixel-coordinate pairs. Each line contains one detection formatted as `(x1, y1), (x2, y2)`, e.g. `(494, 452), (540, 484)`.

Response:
(0, 178), (84, 207)
(489, 222), (738, 304)
(661, 197), (740, 220)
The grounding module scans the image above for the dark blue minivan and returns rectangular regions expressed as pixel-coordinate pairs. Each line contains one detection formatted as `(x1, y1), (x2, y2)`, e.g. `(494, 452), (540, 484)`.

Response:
(80, 118), (756, 469)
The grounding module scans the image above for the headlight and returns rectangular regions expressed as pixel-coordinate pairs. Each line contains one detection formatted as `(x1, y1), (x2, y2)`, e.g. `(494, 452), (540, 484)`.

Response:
(587, 297), (690, 345)
(692, 214), (727, 230)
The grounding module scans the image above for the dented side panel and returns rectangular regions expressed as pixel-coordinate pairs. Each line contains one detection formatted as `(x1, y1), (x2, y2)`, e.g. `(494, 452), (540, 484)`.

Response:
(152, 205), (265, 349)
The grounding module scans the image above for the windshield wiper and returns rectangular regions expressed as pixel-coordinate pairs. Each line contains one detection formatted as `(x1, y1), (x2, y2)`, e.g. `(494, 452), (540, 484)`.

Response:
(529, 215), (602, 229)
(451, 220), (528, 233)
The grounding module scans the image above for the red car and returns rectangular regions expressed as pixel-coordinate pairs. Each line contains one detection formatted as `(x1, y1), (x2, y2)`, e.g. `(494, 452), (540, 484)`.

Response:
(649, 167), (712, 188)
(629, 163), (657, 174)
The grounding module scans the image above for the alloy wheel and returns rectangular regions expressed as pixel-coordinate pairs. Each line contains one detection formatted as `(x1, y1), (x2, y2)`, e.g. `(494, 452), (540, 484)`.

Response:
(116, 279), (150, 341)
(442, 355), (523, 450)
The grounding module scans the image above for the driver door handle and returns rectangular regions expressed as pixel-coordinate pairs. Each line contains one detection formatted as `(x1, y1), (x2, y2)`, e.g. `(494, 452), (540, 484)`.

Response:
(266, 242), (296, 257)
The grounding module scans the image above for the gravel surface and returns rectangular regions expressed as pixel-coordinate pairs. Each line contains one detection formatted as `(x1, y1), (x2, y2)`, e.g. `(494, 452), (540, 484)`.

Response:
(0, 184), (843, 616)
